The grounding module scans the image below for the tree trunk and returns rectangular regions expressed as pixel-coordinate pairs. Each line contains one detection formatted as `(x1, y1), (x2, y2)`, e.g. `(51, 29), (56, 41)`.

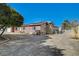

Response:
(0, 27), (6, 36)
(0, 26), (7, 40)
(0, 25), (5, 30)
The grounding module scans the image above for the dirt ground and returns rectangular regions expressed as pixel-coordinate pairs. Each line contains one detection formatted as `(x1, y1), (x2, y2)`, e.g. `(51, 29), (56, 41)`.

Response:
(0, 31), (79, 56)
(43, 31), (79, 56)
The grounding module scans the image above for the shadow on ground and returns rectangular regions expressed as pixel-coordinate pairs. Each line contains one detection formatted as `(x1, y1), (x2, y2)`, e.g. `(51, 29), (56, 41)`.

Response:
(0, 34), (65, 56)
(47, 46), (64, 56)
(31, 45), (65, 56)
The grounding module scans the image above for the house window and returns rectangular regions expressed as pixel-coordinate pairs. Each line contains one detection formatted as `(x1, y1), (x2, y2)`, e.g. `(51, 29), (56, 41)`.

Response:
(16, 27), (18, 30)
(23, 27), (25, 30)
(33, 26), (36, 30)
(16, 27), (20, 30)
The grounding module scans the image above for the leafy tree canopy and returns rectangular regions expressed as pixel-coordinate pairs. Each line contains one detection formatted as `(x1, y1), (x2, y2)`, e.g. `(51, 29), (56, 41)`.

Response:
(0, 3), (24, 36)
(62, 20), (71, 30)
(0, 3), (24, 27)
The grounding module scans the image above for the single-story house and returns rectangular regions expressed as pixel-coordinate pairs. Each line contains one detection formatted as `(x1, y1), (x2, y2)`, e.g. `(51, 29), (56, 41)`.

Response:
(5, 22), (58, 34)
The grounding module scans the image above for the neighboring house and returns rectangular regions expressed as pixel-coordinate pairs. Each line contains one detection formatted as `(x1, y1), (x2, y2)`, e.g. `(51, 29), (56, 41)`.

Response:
(5, 22), (58, 34)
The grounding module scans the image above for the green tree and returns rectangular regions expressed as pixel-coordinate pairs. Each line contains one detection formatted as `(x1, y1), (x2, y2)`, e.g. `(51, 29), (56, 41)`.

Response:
(0, 4), (24, 37)
(62, 20), (71, 30)
(71, 20), (79, 39)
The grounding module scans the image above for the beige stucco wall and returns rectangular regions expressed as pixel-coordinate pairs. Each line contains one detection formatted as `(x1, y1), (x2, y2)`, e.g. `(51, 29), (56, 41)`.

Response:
(6, 27), (12, 32)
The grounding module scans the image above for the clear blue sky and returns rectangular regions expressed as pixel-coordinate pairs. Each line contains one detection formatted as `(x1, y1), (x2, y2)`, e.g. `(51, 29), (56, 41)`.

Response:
(8, 3), (79, 27)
